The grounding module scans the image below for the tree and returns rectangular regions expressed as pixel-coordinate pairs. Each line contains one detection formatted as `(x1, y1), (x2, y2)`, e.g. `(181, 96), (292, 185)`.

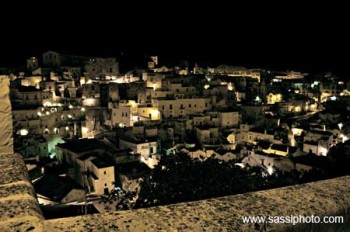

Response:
(136, 153), (270, 208)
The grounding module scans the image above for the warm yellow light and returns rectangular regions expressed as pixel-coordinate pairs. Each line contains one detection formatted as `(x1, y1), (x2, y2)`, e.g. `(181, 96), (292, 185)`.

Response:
(129, 100), (137, 107)
(84, 98), (97, 106)
(150, 109), (159, 120)
(43, 102), (52, 107)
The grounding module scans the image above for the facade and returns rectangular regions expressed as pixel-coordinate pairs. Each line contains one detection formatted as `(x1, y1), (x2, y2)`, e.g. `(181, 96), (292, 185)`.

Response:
(152, 97), (211, 118)
(26, 57), (39, 70)
(267, 93), (283, 104)
(14, 134), (48, 158)
(43, 50), (91, 68)
(274, 71), (306, 80)
(218, 111), (239, 128)
(56, 139), (115, 195)
(111, 104), (133, 127)
(119, 137), (157, 159)
(195, 126), (219, 144)
(85, 58), (119, 78)
(11, 86), (51, 107)
(89, 157), (115, 195)
(303, 130), (333, 156)
(43, 51), (61, 67)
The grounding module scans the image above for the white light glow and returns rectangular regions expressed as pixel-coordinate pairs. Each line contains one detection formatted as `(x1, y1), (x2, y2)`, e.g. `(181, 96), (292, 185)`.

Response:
(118, 123), (125, 128)
(311, 81), (319, 88)
(338, 123), (344, 131)
(341, 134), (349, 143)
(19, 129), (29, 136)
(234, 163), (245, 168)
(43, 102), (52, 107)
(267, 166), (274, 175)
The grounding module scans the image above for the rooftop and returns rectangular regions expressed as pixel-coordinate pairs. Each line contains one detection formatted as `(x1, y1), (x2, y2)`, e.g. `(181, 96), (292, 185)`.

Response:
(34, 175), (83, 202)
(120, 136), (157, 144)
(271, 143), (289, 152)
(56, 139), (104, 154)
(91, 157), (114, 168)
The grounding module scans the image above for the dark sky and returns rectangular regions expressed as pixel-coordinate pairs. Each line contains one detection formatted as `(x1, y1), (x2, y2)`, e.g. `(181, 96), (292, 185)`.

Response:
(1, 3), (349, 75)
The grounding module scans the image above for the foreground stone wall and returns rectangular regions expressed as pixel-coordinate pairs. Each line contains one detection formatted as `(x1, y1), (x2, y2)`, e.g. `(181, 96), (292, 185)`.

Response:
(0, 76), (44, 231)
(0, 76), (13, 154)
(45, 176), (350, 231)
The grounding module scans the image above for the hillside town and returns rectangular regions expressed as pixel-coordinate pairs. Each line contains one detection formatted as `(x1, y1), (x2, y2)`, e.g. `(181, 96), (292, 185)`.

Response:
(2, 50), (350, 217)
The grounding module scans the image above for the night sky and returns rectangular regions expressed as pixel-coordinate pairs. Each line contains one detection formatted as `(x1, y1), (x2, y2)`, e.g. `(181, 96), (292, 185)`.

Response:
(1, 3), (348, 75)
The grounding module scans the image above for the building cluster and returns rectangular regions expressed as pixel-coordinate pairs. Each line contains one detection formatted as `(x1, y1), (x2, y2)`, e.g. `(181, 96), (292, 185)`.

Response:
(3, 50), (350, 212)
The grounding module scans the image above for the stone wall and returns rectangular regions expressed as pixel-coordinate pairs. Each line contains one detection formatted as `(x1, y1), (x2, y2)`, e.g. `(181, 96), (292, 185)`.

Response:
(44, 176), (350, 231)
(0, 76), (13, 154)
(0, 76), (44, 231)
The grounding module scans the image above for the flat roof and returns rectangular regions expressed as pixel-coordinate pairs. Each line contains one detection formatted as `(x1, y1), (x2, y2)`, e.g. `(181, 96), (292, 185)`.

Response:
(91, 157), (114, 168)
(56, 139), (103, 154)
